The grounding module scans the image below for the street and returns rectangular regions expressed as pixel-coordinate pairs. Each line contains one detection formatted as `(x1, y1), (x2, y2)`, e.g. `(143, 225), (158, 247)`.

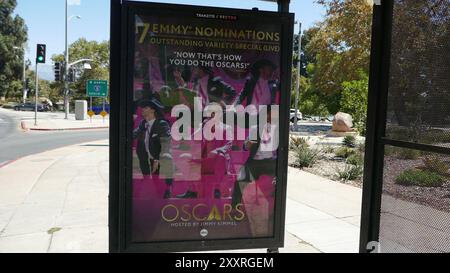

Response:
(0, 108), (108, 165)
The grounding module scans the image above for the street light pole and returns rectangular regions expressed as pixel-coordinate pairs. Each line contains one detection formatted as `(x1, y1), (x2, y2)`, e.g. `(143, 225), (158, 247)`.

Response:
(64, 0), (69, 119)
(64, 2), (81, 120)
(293, 22), (302, 131)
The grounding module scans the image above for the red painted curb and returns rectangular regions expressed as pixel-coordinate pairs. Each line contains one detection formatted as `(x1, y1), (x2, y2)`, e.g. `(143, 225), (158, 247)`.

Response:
(0, 158), (19, 169)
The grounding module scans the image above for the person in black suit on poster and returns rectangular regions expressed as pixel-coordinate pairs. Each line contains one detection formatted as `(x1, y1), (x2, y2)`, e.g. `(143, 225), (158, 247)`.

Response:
(231, 106), (279, 207)
(133, 99), (174, 199)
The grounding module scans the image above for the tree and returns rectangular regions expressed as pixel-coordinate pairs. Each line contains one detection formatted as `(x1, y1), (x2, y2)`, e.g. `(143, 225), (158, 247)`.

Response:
(0, 0), (28, 101)
(291, 63), (329, 117)
(292, 26), (331, 116)
(386, 0), (450, 127)
(293, 27), (319, 82)
(299, 27), (319, 78)
(24, 69), (59, 103)
(340, 71), (368, 135)
(307, 0), (373, 114)
(52, 38), (109, 104)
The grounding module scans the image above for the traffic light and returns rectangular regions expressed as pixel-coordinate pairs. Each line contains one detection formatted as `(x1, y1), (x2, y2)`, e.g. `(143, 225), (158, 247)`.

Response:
(36, 44), (46, 64)
(54, 62), (62, 82)
(68, 68), (75, 83)
(293, 35), (300, 52)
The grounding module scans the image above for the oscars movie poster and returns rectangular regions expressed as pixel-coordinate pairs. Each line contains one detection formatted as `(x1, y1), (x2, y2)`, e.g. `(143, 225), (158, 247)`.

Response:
(131, 10), (282, 243)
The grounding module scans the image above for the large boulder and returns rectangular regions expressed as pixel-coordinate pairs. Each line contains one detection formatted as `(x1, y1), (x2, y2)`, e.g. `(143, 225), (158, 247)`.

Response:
(332, 112), (354, 132)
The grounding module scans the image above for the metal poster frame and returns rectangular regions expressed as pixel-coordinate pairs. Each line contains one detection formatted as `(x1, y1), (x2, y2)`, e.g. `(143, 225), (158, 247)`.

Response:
(110, 0), (294, 253)
(360, 0), (450, 253)
(359, 0), (394, 253)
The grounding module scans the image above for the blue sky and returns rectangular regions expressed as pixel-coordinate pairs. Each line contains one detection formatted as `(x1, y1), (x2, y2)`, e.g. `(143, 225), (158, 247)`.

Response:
(16, 0), (325, 79)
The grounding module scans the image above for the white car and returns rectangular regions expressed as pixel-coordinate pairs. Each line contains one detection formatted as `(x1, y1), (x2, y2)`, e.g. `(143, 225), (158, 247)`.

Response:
(290, 109), (303, 123)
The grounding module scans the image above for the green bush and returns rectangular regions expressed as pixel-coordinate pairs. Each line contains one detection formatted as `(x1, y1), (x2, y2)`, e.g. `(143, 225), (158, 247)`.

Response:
(422, 156), (449, 176)
(290, 136), (309, 150)
(340, 74), (369, 136)
(293, 146), (321, 168)
(395, 169), (446, 187)
(347, 154), (364, 166)
(342, 136), (357, 148)
(419, 130), (450, 144)
(294, 76), (330, 117)
(335, 147), (356, 159)
(384, 146), (420, 159)
(398, 148), (421, 160)
(322, 145), (336, 154)
(357, 143), (365, 153)
(337, 164), (363, 181)
(384, 146), (398, 157)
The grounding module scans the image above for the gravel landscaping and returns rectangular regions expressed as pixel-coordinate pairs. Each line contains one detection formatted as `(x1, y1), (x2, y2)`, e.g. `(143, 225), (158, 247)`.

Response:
(382, 155), (450, 213)
(288, 126), (365, 189)
(288, 127), (450, 213)
(288, 145), (363, 188)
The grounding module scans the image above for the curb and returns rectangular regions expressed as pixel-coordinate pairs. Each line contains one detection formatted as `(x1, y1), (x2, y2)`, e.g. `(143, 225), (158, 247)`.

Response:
(20, 121), (109, 131)
(0, 158), (20, 169)
(0, 138), (108, 169)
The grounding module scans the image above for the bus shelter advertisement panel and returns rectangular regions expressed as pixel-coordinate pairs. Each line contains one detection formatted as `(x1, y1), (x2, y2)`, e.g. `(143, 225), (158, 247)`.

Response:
(132, 10), (283, 243)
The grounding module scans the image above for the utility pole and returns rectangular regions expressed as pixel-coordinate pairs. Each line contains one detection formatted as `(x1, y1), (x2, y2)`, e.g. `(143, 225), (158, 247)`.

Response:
(293, 22), (302, 132)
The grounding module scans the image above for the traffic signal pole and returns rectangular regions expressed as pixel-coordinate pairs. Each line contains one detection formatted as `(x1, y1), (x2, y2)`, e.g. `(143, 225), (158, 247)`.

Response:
(35, 44), (46, 126)
(34, 62), (39, 126)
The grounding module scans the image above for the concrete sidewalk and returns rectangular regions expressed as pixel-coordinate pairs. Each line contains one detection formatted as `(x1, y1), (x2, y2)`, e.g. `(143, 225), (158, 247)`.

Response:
(21, 116), (109, 131)
(0, 140), (361, 253)
(286, 169), (361, 253)
(0, 140), (109, 253)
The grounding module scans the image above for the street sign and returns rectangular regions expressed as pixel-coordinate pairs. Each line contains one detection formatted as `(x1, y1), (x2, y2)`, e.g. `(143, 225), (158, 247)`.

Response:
(86, 80), (108, 97)
(100, 111), (108, 118)
(87, 110), (95, 117)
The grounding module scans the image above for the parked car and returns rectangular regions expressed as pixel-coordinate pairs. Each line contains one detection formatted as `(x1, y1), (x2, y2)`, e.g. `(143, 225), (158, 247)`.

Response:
(290, 109), (303, 123)
(14, 103), (48, 112)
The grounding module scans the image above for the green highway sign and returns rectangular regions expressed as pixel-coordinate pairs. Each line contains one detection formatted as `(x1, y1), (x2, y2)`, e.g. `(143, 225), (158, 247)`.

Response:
(87, 80), (108, 97)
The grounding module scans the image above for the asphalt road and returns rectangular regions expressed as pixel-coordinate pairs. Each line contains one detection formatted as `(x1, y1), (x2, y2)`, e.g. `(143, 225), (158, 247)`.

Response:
(0, 109), (108, 165)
